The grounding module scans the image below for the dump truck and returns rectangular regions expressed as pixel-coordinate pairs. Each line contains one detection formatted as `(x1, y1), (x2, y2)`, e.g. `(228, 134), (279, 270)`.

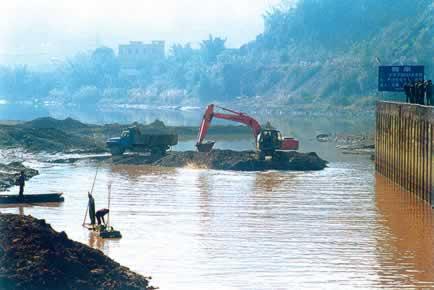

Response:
(106, 126), (178, 156)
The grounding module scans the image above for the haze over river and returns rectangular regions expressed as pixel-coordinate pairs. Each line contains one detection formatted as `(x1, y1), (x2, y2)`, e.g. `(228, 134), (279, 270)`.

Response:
(2, 104), (434, 289)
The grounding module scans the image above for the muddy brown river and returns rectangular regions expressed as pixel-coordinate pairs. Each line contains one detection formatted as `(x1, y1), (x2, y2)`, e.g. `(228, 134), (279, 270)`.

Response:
(2, 140), (434, 289)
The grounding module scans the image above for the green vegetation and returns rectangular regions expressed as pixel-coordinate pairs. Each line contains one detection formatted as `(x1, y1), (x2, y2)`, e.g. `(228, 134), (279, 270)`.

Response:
(0, 0), (432, 111)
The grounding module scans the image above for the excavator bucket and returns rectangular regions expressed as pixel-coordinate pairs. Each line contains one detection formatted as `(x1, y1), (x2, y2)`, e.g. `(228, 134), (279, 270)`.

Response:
(196, 141), (215, 152)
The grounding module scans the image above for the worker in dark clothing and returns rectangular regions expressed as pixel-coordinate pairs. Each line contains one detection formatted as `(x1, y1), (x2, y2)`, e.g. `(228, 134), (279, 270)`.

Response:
(409, 82), (415, 103)
(418, 81), (424, 104)
(426, 80), (432, 106)
(404, 82), (411, 103)
(16, 171), (25, 197)
(96, 208), (110, 225)
(420, 81), (426, 105)
(88, 192), (96, 225)
(415, 81), (421, 104)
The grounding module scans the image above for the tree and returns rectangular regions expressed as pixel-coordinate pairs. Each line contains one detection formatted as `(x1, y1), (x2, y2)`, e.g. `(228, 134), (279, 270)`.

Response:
(200, 35), (226, 64)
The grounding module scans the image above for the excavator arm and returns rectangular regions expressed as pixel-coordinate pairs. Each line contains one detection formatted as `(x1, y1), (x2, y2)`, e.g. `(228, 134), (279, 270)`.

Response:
(196, 104), (262, 152)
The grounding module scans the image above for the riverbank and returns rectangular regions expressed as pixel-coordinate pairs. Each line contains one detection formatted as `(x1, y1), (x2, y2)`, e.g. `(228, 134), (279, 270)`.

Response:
(0, 213), (155, 290)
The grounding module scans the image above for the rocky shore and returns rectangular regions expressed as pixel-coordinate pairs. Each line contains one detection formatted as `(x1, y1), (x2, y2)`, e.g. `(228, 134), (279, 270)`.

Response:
(0, 213), (155, 290)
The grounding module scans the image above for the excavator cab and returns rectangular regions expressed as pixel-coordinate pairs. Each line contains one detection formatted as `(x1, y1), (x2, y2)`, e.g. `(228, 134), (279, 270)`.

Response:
(257, 129), (282, 153)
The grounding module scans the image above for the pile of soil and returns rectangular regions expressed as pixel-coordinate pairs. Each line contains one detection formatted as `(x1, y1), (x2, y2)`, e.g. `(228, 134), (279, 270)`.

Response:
(21, 117), (89, 130)
(0, 213), (154, 290)
(0, 162), (39, 191)
(0, 124), (102, 153)
(154, 149), (328, 171)
(50, 150), (327, 171)
(0, 117), (251, 153)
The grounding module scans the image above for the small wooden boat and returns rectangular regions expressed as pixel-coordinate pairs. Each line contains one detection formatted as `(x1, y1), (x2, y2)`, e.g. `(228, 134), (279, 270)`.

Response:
(0, 193), (64, 204)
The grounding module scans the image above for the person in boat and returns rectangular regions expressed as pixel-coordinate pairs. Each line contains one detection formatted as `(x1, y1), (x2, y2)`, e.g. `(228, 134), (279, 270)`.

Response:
(88, 192), (96, 225)
(16, 171), (26, 197)
(96, 208), (110, 225)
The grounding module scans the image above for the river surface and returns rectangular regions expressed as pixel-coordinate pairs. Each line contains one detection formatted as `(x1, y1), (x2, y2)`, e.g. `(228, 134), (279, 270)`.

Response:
(2, 105), (434, 289)
(2, 141), (434, 289)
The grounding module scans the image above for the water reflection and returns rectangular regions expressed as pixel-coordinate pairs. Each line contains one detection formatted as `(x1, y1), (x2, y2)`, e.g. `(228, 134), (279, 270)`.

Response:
(88, 231), (105, 250)
(375, 174), (434, 287)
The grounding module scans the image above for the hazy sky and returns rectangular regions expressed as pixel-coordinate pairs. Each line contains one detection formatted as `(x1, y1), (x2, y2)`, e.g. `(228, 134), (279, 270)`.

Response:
(0, 0), (284, 66)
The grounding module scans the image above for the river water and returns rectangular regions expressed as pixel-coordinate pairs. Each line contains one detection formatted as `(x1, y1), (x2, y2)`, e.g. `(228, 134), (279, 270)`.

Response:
(2, 104), (434, 289)
(2, 142), (434, 289)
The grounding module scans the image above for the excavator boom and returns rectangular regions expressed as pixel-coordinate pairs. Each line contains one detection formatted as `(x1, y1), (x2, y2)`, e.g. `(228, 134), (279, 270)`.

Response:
(196, 104), (299, 154)
(196, 104), (262, 152)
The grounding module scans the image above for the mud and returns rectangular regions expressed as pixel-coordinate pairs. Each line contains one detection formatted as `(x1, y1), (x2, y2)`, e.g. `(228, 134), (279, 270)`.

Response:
(0, 162), (39, 191)
(153, 150), (328, 171)
(0, 213), (154, 290)
(0, 117), (250, 153)
(49, 149), (327, 171)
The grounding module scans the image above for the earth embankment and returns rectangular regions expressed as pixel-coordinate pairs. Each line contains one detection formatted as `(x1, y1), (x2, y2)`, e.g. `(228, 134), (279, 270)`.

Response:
(0, 117), (250, 153)
(0, 213), (154, 290)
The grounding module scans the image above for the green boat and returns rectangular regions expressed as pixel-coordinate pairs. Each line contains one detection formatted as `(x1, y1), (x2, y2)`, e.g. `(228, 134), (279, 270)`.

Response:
(0, 193), (64, 204)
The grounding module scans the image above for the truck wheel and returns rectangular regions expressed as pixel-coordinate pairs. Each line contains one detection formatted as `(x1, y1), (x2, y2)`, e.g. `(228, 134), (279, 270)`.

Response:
(110, 146), (125, 156)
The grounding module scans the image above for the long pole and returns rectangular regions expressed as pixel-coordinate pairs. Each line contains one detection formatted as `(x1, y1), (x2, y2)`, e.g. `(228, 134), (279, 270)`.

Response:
(107, 183), (112, 227)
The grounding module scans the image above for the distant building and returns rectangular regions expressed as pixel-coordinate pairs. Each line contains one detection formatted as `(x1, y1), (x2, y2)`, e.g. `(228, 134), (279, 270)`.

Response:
(118, 41), (165, 68)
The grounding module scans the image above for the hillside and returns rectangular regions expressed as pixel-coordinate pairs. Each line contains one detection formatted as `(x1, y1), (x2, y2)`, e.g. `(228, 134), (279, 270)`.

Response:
(238, 0), (434, 109)
(0, 0), (432, 112)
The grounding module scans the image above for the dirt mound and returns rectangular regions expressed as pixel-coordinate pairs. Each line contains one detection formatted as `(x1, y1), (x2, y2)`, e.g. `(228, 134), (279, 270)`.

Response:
(21, 117), (88, 130)
(50, 150), (327, 171)
(0, 213), (154, 290)
(0, 125), (104, 153)
(0, 162), (39, 191)
(154, 150), (327, 171)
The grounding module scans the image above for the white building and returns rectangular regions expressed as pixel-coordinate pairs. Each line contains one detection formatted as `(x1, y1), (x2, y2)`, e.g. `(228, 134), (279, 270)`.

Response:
(118, 41), (165, 68)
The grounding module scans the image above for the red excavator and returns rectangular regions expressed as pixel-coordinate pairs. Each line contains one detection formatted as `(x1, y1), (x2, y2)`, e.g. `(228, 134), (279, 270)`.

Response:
(196, 104), (299, 160)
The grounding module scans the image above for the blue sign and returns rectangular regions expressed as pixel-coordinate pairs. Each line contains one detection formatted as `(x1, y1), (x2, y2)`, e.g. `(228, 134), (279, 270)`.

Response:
(378, 65), (424, 92)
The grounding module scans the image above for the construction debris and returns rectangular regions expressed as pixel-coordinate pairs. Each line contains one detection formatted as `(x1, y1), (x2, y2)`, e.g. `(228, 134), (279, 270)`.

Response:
(0, 213), (154, 290)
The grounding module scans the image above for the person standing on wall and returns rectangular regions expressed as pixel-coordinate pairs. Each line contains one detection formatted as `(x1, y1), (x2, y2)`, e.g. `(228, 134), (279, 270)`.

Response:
(426, 80), (433, 106)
